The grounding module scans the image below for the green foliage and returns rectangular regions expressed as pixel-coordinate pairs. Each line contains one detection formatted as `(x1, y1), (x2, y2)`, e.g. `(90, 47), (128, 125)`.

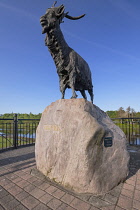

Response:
(0, 113), (41, 126)
(135, 112), (140, 117)
(0, 113), (41, 120)
(106, 106), (139, 118)
(0, 136), (13, 149)
(106, 111), (117, 118)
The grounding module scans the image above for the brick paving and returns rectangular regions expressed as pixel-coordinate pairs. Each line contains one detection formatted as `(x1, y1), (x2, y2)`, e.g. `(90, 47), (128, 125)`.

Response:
(0, 145), (140, 210)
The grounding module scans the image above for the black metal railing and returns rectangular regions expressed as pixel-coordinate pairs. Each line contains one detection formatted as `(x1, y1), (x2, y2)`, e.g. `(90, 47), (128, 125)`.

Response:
(111, 118), (140, 145)
(0, 114), (40, 152)
(0, 115), (140, 152)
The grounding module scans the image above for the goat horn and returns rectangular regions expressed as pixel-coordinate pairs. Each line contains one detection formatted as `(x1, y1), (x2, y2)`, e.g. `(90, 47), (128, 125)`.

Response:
(52, 1), (57, 7)
(65, 13), (85, 20)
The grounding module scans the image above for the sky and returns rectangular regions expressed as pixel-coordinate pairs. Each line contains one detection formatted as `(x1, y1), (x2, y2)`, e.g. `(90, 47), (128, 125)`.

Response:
(0, 0), (140, 114)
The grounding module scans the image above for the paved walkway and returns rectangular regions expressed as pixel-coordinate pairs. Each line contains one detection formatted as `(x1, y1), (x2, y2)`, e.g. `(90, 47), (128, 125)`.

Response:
(0, 145), (140, 210)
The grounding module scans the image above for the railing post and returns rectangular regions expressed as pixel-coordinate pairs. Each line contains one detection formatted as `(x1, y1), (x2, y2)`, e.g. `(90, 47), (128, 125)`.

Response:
(13, 114), (18, 149)
(128, 118), (131, 145)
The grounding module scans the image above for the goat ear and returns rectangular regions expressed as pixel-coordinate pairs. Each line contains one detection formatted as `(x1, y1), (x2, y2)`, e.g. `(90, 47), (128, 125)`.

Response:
(55, 5), (65, 17)
(65, 13), (85, 20)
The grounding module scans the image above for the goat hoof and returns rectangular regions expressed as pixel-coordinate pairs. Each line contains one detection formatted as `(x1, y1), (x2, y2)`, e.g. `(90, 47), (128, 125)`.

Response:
(71, 95), (78, 99)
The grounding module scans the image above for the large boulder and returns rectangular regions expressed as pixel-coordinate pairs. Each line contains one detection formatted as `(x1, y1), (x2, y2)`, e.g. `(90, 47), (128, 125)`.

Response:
(35, 99), (129, 195)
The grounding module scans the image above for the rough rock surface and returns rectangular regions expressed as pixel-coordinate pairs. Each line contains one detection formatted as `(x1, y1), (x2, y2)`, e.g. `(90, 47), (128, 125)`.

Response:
(35, 99), (130, 195)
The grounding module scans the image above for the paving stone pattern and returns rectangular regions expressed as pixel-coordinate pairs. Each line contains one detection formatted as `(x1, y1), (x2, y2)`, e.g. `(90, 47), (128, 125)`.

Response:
(0, 145), (140, 210)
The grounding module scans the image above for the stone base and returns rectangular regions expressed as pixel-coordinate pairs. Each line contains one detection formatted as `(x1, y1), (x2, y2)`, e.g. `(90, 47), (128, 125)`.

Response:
(35, 99), (130, 195)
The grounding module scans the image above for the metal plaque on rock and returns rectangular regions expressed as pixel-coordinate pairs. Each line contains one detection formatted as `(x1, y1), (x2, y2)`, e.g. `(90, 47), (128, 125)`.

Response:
(104, 137), (113, 147)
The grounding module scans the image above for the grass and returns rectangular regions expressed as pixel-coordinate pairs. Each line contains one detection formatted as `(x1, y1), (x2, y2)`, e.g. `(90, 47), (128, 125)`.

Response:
(113, 121), (140, 134)
(0, 136), (13, 149)
(0, 135), (35, 149)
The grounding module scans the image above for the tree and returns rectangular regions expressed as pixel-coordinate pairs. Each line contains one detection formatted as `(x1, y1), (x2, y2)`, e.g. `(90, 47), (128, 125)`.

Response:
(136, 112), (140, 117)
(131, 108), (136, 118)
(106, 111), (117, 118)
(126, 106), (131, 118)
(126, 106), (136, 118)
(117, 107), (126, 118)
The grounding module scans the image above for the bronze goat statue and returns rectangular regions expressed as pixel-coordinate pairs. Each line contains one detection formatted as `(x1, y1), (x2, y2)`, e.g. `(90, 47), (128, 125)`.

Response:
(40, 1), (93, 103)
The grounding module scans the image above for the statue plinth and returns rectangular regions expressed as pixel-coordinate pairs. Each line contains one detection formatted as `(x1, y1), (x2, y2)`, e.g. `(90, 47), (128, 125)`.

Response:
(35, 99), (129, 195)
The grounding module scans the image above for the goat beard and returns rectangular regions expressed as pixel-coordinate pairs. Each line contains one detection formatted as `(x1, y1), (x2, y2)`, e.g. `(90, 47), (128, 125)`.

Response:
(42, 26), (48, 34)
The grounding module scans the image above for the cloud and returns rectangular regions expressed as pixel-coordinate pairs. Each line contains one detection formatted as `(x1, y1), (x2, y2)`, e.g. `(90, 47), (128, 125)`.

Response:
(0, 2), (38, 21)
(63, 29), (140, 62)
(108, 0), (140, 21)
